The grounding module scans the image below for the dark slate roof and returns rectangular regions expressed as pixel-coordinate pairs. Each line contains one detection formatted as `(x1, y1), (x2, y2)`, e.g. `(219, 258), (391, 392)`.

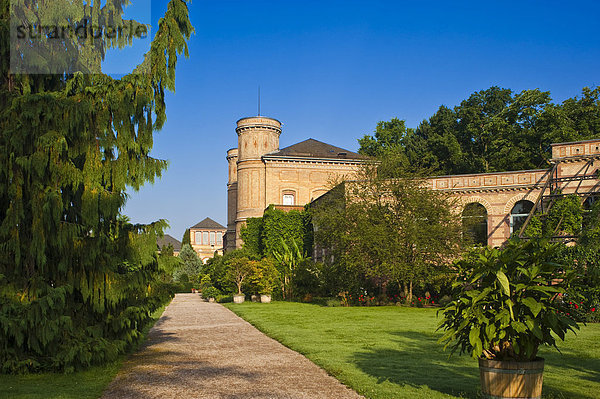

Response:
(191, 217), (226, 230)
(264, 138), (364, 160)
(157, 234), (181, 252)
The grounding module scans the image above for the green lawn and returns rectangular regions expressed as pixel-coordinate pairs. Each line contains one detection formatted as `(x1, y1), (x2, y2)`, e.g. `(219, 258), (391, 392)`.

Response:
(225, 302), (600, 399)
(0, 304), (168, 399)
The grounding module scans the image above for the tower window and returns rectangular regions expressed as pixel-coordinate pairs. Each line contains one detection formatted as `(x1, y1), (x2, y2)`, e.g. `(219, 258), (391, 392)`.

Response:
(283, 194), (295, 205)
(202, 231), (209, 245)
(194, 231), (202, 245)
(210, 232), (216, 246)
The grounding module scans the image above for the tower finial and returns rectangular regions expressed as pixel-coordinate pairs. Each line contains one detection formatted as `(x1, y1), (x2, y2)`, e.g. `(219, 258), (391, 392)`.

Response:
(258, 85), (261, 116)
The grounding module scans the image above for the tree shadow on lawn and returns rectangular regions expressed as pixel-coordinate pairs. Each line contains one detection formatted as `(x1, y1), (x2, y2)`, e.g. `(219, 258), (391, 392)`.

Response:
(353, 330), (480, 398)
(353, 331), (600, 399)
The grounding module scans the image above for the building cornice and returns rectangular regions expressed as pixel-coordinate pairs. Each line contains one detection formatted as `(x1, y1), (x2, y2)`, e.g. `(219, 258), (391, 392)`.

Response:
(262, 155), (365, 165)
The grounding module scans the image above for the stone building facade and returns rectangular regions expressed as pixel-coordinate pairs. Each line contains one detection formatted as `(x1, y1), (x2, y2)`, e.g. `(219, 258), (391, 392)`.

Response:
(225, 114), (600, 251)
(189, 217), (226, 262)
(428, 138), (600, 247)
(225, 116), (364, 250)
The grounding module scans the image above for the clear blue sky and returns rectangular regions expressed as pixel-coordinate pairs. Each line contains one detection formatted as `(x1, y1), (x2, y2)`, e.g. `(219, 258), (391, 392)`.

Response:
(112, 0), (600, 241)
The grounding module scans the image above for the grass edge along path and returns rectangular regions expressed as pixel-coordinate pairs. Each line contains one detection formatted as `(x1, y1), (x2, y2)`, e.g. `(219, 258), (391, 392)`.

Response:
(225, 301), (600, 399)
(0, 302), (170, 399)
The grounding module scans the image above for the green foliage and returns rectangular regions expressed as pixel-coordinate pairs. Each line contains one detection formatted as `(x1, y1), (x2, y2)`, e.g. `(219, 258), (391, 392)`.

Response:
(241, 207), (313, 262)
(292, 259), (323, 299)
(225, 257), (256, 295)
(240, 217), (263, 256)
(181, 229), (191, 247)
(0, 0), (193, 372)
(438, 239), (580, 361)
(174, 244), (201, 283)
(546, 195), (583, 236)
(204, 249), (258, 293)
(202, 286), (220, 300)
(312, 160), (463, 303)
(199, 275), (213, 291)
(248, 258), (280, 295)
(262, 205), (313, 257)
(157, 245), (181, 278)
(359, 86), (600, 175)
(272, 238), (310, 300)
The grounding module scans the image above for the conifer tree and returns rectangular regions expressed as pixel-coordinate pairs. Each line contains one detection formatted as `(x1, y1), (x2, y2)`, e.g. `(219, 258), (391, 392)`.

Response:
(0, 0), (193, 372)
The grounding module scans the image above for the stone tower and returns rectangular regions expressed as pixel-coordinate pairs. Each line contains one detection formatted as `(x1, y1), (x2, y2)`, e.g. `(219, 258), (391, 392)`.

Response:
(226, 116), (282, 249)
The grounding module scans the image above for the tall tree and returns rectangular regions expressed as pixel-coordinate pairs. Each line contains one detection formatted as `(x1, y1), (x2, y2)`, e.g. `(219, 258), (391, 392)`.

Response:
(312, 157), (464, 302)
(359, 86), (600, 176)
(0, 0), (193, 372)
(182, 228), (191, 246)
(174, 244), (201, 283)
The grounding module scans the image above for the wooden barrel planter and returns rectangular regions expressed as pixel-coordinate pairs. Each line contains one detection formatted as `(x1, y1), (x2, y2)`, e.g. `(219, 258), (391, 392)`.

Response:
(479, 358), (544, 399)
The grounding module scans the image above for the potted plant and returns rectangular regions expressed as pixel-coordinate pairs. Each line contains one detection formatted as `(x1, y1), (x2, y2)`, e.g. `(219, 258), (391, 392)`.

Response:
(226, 257), (255, 304)
(251, 258), (279, 303)
(438, 238), (580, 399)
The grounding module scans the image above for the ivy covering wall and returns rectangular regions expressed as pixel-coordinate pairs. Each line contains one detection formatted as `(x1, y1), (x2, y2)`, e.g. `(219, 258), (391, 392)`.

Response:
(240, 205), (313, 259)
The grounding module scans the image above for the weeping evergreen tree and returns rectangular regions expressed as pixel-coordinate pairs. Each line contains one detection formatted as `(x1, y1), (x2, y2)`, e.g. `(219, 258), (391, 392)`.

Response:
(0, 0), (193, 372)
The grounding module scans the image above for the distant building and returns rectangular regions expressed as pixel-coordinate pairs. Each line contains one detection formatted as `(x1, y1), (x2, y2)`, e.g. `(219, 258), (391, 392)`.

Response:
(190, 217), (226, 262)
(225, 116), (365, 250)
(157, 234), (182, 256)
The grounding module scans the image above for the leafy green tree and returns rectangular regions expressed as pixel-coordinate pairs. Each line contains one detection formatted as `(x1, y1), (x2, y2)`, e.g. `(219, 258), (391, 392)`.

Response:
(248, 258), (279, 296)
(358, 118), (412, 159)
(174, 244), (201, 283)
(182, 229), (191, 247)
(272, 238), (309, 300)
(359, 86), (600, 176)
(0, 0), (193, 372)
(312, 158), (463, 303)
(226, 257), (255, 295)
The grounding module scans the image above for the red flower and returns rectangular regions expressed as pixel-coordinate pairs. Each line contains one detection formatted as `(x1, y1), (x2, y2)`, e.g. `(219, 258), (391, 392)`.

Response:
(575, 304), (579, 309)
(592, 308), (596, 312)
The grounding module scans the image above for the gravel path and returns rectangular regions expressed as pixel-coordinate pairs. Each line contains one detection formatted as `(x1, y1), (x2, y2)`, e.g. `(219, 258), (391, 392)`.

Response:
(101, 293), (362, 399)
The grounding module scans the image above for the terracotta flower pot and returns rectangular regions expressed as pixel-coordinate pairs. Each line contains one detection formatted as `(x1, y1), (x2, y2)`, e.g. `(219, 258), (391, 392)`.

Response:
(479, 358), (544, 399)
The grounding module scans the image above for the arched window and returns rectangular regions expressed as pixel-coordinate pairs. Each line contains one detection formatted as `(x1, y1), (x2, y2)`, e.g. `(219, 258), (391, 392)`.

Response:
(462, 203), (488, 246)
(583, 194), (599, 229)
(583, 194), (598, 210)
(510, 200), (534, 234)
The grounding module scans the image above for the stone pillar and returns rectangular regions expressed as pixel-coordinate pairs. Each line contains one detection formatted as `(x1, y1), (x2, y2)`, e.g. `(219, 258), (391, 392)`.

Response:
(226, 148), (238, 251)
(234, 116), (281, 248)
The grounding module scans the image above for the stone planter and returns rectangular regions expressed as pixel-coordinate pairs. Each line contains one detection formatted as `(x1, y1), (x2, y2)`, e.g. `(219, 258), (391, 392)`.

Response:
(251, 295), (259, 302)
(260, 294), (272, 303)
(479, 358), (544, 399)
(233, 294), (245, 304)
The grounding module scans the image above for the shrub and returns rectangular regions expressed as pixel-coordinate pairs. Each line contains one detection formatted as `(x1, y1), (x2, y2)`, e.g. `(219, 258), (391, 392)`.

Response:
(438, 238), (580, 361)
(248, 258), (280, 295)
(202, 286), (220, 300)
